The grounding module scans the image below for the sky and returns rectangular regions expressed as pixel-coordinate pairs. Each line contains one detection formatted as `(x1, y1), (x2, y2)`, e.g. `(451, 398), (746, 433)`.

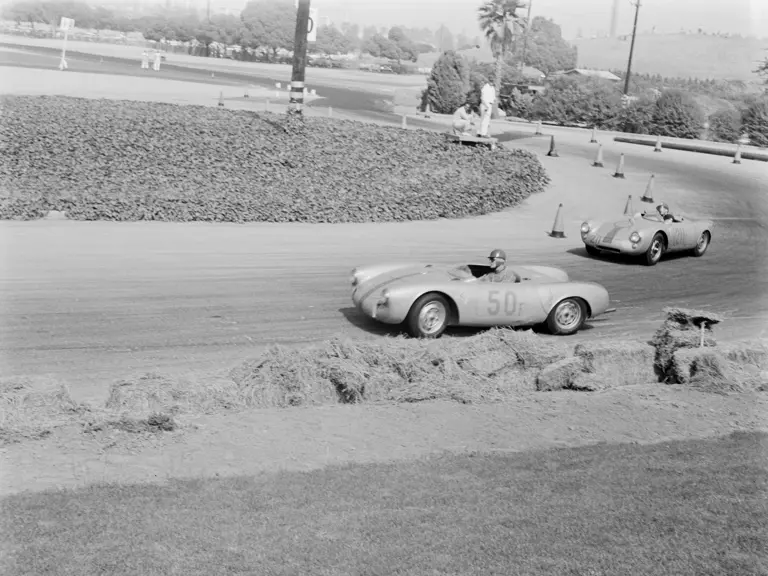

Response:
(311, 0), (768, 40)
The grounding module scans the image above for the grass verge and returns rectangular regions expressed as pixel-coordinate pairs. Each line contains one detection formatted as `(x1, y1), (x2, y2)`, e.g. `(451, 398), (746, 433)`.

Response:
(1, 431), (765, 576)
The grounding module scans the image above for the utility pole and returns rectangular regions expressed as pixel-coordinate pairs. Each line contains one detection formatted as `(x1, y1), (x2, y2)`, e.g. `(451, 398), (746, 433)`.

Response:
(289, 0), (311, 116)
(623, 0), (641, 95)
(207, 0), (210, 22)
(519, 0), (533, 73)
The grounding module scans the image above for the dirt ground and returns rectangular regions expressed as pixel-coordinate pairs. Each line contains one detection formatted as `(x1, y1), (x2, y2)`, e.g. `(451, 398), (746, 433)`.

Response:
(2, 384), (767, 497)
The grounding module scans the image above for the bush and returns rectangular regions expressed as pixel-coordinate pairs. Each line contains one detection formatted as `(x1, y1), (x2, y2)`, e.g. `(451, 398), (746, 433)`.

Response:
(741, 97), (768, 148)
(614, 97), (655, 134)
(708, 108), (742, 143)
(0, 95), (550, 223)
(649, 90), (705, 139)
(424, 50), (470, 114)
(528, 76), (622, 128)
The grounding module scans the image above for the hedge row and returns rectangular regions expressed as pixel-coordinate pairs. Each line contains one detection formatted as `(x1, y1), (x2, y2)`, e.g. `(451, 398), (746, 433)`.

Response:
(0, 95), (550, 222)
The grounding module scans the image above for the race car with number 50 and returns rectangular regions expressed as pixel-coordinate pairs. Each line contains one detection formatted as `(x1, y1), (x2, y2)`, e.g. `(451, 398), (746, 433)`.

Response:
(349, 259), (616, 338)
(580, 205), (714, 266)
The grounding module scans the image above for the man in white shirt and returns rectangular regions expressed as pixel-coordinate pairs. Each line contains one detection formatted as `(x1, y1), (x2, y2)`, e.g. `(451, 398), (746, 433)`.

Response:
(478, 82), (496, 137)
(451, 102), (474, 135)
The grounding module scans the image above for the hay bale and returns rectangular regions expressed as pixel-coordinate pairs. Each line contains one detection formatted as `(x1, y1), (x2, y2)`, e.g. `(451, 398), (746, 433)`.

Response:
(573, 340), (655, 387)
(719, 341), (768, 369)
(671, 348), (767, 393)
(535, 357), (582, 391)
(650, 307), (722, 382)
(0, 377), (88, 444)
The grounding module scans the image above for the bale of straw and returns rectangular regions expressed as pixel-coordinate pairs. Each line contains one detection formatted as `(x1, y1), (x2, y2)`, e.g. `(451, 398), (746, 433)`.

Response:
(650, 307), (721, 382)
(0, 377), (87, 444)
(535, 357), (583, 391)
(573, 340), (656, 388)
(671, 348), (767, 393)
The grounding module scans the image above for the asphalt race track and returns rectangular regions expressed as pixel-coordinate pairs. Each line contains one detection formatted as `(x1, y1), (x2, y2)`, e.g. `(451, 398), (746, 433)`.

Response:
(1, 47), (767, 401)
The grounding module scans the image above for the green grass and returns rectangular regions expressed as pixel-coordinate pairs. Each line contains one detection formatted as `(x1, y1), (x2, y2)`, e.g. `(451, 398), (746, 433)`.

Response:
(2, 431), (766, 575)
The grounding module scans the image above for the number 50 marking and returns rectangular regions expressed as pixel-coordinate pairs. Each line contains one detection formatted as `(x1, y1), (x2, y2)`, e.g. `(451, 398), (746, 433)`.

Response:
(488, 290), (517, 316)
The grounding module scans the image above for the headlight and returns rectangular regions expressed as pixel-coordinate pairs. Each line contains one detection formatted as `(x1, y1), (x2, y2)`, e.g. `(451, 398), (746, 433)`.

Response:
(580, 222), (590, 234)
(350, 268), (359, 286)
(629, 232), (640, 243)
(377, 289), (390, 306)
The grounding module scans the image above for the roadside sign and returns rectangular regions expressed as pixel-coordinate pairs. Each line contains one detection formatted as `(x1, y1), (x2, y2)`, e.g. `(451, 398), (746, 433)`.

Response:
(59, 17), (75, 31)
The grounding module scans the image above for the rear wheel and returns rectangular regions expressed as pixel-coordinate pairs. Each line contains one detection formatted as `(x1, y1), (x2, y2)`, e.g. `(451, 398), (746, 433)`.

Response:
(644, 232), (665, 266)
(546, 297), (586, 336)
(692, 231), (711, 257)
(406, 293), (450, 338)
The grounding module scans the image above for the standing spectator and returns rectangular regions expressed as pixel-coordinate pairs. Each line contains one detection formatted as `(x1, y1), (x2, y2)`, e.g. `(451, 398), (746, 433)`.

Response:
(153, 50), (161, 71)
(478, 81), (496, 138)
(141, 50), (149, 70)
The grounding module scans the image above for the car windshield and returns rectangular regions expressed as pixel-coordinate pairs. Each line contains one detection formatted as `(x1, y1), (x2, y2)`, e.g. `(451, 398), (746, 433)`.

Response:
(447, 264), (474, 279)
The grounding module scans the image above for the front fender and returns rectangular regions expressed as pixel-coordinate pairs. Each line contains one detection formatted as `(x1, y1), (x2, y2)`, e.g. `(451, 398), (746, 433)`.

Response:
(538, 282), (611, 318)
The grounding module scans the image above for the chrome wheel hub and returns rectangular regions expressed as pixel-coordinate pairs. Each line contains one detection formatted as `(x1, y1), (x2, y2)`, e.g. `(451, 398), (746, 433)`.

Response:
(555, 301), (581, 330)
(650, 239), (662, 260)
(418, 302), (446, 334)
(697, 234), (708, 251)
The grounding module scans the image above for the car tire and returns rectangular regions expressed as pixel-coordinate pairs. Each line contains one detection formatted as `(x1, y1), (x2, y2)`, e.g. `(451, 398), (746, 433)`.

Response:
(644, 232), (665, 266)
(692, 231), (711, 257)
(585, 245), (600, 257)
(546, 297), (586, 336)
(406, 293), (450, 338)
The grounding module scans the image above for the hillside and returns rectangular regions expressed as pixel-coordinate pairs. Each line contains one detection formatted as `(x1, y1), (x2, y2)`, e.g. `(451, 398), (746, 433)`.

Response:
(574, 34), (767, 81)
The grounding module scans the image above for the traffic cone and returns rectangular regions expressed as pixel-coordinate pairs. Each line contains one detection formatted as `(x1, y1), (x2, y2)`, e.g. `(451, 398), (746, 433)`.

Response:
(733, 143), (742, 164)
(590, 126), (598, 143)
(218, 91), (224, 107)
(641, 175), (655, 203)
(546, 135), (559, 157)
(613, 153), (626, 178)
(623, 194), (635, 216)
(592, 144), (604, 167)
(425, 102), (431, 118)
(535, 120), (542, 135)
(402, 115), (407, 128)
(547, 203), (566, 238)
(654, 134), (662, 152)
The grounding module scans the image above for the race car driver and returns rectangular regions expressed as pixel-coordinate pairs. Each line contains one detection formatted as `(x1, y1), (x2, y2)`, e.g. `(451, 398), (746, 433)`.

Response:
(657, 203), (683, 222)
(479, 249), (521, 283)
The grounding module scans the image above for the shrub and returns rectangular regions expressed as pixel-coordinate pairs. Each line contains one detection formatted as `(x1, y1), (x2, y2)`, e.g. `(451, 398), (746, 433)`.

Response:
(528, 76), (622, 128)
(649, 89), (705, 139)
(707, 108), (742, 143)
(614, 97), (655, 134)
(0, 95), (550, 223)
(741, 97), (768, 148)
(424, 50), (471, 114)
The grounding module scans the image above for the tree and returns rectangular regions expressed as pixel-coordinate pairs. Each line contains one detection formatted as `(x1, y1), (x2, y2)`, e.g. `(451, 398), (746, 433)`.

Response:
(755, 51), (768, 84)
(315, 25), (352, 55)
(433, 25), (454, 52)
(423, 50), (471, 114)
(741, 97), (768, 147)
(362, 33), (400, 60)
(387, 26), (419, 61)
(240, 0), (295, 61)
(521, 16), (577, 75)
(649, 90), (705, 139)
(477, 0), (527, 118)
(708, 108), (742, 143)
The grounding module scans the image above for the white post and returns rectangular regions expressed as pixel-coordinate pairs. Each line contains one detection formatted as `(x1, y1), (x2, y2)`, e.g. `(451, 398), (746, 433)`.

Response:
(59, 27), (68, 70)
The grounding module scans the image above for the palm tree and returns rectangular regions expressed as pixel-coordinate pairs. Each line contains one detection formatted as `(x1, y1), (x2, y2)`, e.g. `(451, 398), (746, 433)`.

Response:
(477, 0), (527, 117)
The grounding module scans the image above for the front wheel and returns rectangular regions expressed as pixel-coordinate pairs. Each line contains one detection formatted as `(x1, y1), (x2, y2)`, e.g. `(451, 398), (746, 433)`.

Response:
(406, 293), (450, 338)
(644, 232), (665, 266)
(546, 297), (586, 336)
(692, 231), (711, 257)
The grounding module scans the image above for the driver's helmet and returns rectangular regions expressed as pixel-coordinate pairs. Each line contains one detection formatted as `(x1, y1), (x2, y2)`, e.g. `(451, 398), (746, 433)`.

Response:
(488, 249), (507, 262)
(657, 203), (670, 217)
